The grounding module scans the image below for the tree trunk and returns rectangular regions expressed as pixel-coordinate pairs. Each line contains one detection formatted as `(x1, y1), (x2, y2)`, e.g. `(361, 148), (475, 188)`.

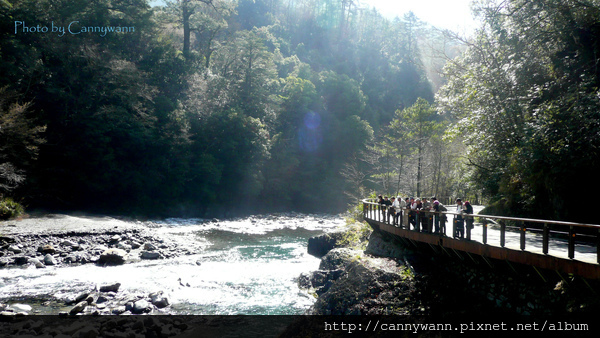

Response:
(183, 3), (191, 56)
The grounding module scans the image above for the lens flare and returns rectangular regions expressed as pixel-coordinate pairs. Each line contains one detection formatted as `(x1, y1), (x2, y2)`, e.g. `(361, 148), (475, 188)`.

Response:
(299, 111), (323, 152)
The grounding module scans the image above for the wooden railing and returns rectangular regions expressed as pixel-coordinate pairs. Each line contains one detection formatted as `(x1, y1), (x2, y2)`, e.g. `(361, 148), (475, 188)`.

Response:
(362, 199), (600, 264)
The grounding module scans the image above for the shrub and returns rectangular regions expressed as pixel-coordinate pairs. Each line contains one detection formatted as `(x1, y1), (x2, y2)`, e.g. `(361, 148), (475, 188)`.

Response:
(0, 198), (24, 220)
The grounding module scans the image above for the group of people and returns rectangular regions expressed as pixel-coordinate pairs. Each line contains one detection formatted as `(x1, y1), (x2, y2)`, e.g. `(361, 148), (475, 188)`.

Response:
(376, 195), (474, 239)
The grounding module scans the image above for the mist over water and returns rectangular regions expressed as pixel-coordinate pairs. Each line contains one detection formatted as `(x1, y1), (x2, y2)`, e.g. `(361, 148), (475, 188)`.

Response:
(0, 214), (345, 315)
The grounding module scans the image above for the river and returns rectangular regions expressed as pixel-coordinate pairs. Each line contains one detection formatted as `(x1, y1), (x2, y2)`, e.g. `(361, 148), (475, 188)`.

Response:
(0, 213), (346, 315)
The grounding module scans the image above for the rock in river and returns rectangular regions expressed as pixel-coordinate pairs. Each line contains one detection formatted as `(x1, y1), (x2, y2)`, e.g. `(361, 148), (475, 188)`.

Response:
(14, 256), (29, 265)
(61, 240), (77, 247)
(69, 301), (87, 315)
(28, 258), (46, 269)
(7, 245), (22, 253)
(41, 244), (56, 254)
(150, 291), (170, 309)
(141, 251), (160, 259)
(99, 283), (121, 293)
(44, 254), (56, 266)
(132, 300), (149, 314)
(143, 243), (158, 251)
(98, 248), (127, 265)
(10, 304), (32, 312)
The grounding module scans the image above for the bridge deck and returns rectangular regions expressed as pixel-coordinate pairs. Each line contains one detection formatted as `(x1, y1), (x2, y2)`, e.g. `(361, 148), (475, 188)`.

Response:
(364, 208), (600, 280)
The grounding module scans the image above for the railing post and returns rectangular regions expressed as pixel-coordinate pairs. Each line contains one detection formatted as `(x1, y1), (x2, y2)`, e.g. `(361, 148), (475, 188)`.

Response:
(543, 223), (549, 255)
(399, 208), (403, 229)
(415, 211), (420, 232)
(466, 217), (472, 240)
(500, 222), (506, 247)
(441, 213), (446, 236)
(568, 225), (575, 259)
(520, 222), (526, 251)
(363, 202), (366, 219)
(482, 219), (487, 244)
(428, 212), (433, 233)
(597, 228), (600, 264)
(452, 215), (456, 238)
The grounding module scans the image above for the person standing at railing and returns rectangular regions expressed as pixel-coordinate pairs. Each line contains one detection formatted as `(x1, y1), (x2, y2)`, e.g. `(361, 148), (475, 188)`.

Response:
(383, 196), (392, 224)
(422, 197), (432, 233)
(432, 200), (447, 234)
(413, 198), (423, 231)
(463, 201), (474, 239)
(397, 196), (406, 227)
(454, 198), (465, 239)
(408, 197), (416, 229)
(388, 196), (397, 225)
(391, 196), (402, 226)
(377, 195), (385, 221)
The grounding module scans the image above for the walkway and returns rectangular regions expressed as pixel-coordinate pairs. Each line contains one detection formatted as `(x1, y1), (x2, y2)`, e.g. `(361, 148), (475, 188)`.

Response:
(362, 199), (600, 280)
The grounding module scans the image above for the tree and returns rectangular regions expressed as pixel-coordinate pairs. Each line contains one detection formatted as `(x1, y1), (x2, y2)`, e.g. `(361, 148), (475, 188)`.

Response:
(211, 29), (279, 121)
(0, 88), (45, 196)
(163, 0), (234, 60)
(437, 0), (600, 221)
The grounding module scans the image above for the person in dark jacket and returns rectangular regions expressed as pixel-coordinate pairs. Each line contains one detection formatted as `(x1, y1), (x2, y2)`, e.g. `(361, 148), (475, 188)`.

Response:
(455, 198), (465, 239)
(464, 201), (474, 231)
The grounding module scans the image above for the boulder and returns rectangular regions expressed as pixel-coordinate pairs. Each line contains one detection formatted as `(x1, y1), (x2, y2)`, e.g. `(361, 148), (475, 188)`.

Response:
(143, 243), (158, 251)
(44, 254), (57, 266)
(85, 293), (97, 304)
(69, 301), (87, 315)
(98, 249), (127, 265)
(141, 251), (160, 260)
(99, 283), (121, 293)
(0, 258), (9, 267)
(28, 258), (45, 269)
(7, 245), (22, 253)
(41, 244), (56, 254)
(0, 236), (16, 244)
(364, 231), (407, 259)
(311, 257), (414, 315)
(61, 240), (77, 247)
(14, 256), (29, 265)
(150, 291), (170, 309)
(117, 242), (132, 251)
(111, 306), (127, 315)
(319, 248), (362, 271)
(74, 292), (90, 304)
(132, 300), (149, 314)
(10, 304), (32, 312)
(96, 295), (110, 304)
(307, 230), (353, 258)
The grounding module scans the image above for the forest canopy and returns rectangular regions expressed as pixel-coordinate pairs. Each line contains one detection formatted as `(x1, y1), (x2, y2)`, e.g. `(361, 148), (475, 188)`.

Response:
(1, 0), (599, 223)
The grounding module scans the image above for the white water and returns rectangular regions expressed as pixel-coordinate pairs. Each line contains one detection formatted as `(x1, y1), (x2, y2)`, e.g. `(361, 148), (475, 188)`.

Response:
(0, 214), (346, 314)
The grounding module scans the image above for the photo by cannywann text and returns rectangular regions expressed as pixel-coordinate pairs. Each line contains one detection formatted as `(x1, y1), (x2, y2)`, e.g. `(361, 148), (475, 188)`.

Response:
(14, 21), (134, 37)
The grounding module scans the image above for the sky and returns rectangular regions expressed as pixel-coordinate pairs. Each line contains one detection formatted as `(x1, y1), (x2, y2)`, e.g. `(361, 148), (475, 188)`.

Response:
(360, 0), (479, 35)
(149, 0), (480, 35)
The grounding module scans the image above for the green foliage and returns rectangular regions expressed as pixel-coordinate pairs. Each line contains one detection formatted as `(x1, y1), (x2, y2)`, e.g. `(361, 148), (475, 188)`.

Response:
(0, 198), (24, 220)
(0, 88), (45, 195)
(437, 0), (600, 222)
(0, 0), (437, 216)
(337, 219), (372, 250)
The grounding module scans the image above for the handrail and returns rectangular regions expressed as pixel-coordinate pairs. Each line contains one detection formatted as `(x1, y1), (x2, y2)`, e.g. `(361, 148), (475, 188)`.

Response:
(361, 199), (600, 229)
(361, 198), (600, 264)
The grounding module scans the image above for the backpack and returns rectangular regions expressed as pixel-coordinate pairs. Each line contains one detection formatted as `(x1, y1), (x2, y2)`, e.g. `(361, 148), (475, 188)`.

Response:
(465, 203), (473, 214)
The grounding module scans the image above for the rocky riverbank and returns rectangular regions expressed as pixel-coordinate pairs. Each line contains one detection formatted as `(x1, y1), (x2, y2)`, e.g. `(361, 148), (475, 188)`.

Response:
(0, 214), (206, 317)
(300, 222), (600, 318)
